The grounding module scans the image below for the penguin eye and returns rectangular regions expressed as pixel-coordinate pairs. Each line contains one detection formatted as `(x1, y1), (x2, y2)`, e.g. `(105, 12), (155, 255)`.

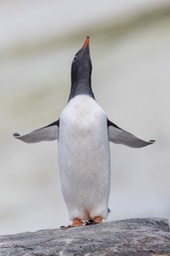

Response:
(73, 55), (78, 62)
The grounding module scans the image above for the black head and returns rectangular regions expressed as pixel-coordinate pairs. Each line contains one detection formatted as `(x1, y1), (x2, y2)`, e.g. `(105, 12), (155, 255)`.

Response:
(68, 36), (95, 101)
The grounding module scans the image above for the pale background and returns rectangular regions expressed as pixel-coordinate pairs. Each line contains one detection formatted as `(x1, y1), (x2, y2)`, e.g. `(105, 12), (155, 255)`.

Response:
(0, 0), (170, 235)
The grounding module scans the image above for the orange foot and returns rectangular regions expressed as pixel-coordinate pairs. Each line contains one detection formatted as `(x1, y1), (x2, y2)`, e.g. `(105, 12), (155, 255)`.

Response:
(94, 216), (103, 224)
(72, 218), (83, 227)
(60, 218), (83, 229)
(85, 216), (103, 225)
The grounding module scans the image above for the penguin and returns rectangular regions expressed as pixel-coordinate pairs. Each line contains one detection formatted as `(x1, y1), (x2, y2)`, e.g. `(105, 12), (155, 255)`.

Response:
(13, 36), (155, 227)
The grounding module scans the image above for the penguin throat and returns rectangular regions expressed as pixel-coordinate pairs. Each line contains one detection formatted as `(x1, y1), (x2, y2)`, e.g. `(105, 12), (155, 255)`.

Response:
(68, 79), (95, 101)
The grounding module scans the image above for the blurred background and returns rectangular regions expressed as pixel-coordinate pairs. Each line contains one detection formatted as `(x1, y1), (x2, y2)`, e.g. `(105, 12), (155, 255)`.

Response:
(0, 0), (170, 235)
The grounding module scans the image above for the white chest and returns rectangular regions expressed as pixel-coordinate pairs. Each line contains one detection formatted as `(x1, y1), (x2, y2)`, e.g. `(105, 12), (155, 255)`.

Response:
(58, 95), (108, 153)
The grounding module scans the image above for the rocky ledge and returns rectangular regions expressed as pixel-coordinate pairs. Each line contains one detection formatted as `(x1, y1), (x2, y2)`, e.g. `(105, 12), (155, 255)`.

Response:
(0, 218), (170, 256)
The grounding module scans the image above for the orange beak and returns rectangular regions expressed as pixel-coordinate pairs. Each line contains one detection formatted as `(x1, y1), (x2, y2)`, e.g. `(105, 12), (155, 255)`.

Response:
(82, 36), (90, 49)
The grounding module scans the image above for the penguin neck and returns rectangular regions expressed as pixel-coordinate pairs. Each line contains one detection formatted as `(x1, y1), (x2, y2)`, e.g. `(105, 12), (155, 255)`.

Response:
(68, 78), (95, 101)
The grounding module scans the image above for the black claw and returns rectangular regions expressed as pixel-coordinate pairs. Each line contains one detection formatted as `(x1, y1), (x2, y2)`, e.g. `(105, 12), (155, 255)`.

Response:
(84, 219), (97, 225)
(60, 225), (73, 229)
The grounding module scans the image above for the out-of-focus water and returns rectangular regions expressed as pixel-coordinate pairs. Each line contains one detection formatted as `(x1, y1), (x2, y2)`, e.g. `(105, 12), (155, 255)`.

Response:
(0, 1), (170, 235)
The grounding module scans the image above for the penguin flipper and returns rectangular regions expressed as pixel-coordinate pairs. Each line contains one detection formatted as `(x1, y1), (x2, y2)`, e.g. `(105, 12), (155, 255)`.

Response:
(108, 119), (155, 148)
(13, 120), (59, 143)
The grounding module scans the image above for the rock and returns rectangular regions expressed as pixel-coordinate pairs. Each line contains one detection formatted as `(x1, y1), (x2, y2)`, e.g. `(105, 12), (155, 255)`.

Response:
(0, 218), (170, 256)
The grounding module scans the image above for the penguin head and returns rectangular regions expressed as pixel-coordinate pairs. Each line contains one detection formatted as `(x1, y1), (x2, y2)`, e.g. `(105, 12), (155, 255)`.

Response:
(69, 36), (94, 100)
(71, 36), (92, 83)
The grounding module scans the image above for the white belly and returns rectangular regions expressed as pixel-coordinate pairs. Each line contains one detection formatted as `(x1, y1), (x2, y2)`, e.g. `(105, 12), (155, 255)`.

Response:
(58, 95), (111, 220)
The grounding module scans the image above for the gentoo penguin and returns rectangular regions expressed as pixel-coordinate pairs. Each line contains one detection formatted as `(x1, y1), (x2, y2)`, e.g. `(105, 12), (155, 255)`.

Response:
(14, 36), (155, 227)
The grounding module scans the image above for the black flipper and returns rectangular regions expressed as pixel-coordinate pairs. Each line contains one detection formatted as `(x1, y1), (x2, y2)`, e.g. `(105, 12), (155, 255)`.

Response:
(108, 119), (155, 148)
(13, 120), (59, 143)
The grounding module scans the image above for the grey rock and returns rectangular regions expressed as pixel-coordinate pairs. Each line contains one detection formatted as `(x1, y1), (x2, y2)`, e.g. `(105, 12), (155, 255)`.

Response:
(0, 218), (170, 256)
